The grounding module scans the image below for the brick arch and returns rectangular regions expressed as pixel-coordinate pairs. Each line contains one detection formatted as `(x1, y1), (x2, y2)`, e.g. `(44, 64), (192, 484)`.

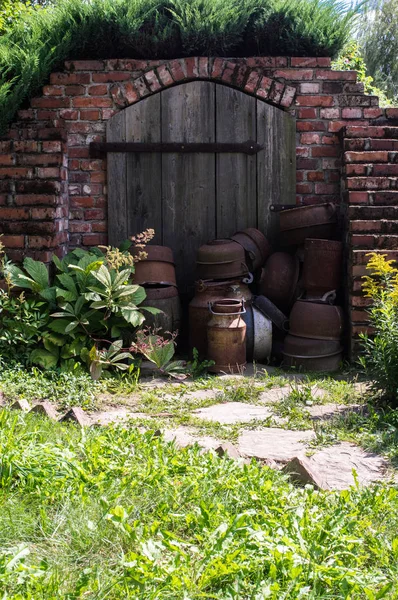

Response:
(109, 58), (297, 110)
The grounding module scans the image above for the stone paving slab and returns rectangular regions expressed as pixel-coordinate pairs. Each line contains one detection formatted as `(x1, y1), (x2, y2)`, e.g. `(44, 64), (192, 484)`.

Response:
(89, 408), (149, 426)
(306, 403), (363, 420)
(163, 427), (221, 450)
(238, 428), (315, 463)
(193, 402), (274, 424)
(296, 442), (392, 490)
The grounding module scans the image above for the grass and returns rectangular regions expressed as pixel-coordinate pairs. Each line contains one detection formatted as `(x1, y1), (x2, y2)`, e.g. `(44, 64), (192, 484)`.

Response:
(0, 0), (362, 132)
(0, 409), (397, 598)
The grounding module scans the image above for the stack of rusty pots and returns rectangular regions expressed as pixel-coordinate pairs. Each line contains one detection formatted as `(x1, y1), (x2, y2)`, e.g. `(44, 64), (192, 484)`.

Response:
(271, 203), (344, 372)
(132, 244), (182, 337)
(189, 229), (273, 372)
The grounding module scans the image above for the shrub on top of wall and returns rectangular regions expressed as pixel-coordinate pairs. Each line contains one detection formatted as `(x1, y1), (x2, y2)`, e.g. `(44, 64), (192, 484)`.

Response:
(0, 0), (361, 133)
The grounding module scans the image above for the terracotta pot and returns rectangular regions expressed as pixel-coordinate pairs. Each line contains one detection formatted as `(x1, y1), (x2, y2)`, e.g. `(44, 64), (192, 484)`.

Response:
(231, 228), (271, 271)
(207, 299), (246, 373)
(259, 252), (299, 312)
(279, 203), (338, 246)
(303, 239), (343, 296)
(133, 245), (176, 286)
(289, 299), (344, 340)
(141, 285), (182, 337)
(189, 279), (252, 356)
(196, 239), (249, 280)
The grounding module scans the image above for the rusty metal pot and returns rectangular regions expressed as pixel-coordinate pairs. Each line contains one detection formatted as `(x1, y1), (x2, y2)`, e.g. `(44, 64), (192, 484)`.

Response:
(303, 239), (343, 296)
(196, 240), (249, 280)
(259, 252), (300, 312)
(207, 299), (246, 373)
(141, 285), (182, 337)
(231, 228), (271, 271)
(189, 279), (252, 356)
(133, 245), (176, 286)
(279, 203), (338, 246)
(289, 299), (344, 341)
(284, 334), (341, 357)
(252, 295), (289, 332)
(283, 350), (343, 372)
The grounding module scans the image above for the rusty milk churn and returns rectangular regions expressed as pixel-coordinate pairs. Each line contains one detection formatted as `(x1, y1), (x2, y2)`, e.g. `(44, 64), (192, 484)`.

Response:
(189, 280), (252, 356)
(207, 299), (246, 373)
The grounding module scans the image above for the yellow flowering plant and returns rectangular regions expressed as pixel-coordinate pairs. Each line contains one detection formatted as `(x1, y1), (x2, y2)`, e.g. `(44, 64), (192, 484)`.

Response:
(359, 253), (398, 405)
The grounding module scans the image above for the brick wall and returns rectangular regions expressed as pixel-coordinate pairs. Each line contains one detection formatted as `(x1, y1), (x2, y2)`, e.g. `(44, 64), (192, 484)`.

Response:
(0, 55), (397, 350)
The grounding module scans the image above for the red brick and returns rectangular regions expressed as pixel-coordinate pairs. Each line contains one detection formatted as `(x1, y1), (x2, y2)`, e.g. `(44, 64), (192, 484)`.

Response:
(79, 109), (101, 121)
(185, 57), (198, 78)
(256, 76), (272, 99)
(297, 121), (326, 132)
(297, 158), (318, 169)
(0, 207), (29, 220)
(311, 146), (340, 157)
(364, 108), (383, 119)
(156, 64), (174, 87)
(0, 155), (14, 166)
(59, 109), (79, 120)
(92, 72), (130, 83)
(70, 196), (95, 208)
(280, 85), (296, 107)
(342, 108), (363, 119)
(80, 160), (104, 171)
(65, 60), (104, 71)
(300, 82), (320, 94)
(0, 168), (33, 179)
(43, 85), (64, 96)
(17, 110), (35, 120)
(300, 133), (321, 144)
(345, 151), (388, 163)
(298, 108), (317, 119)
(90, 171), (106, 183)
(345, 126), (390, 138)
(0, 235), (24, 248)
(82, 233), (107, 246)
(144, 70), (161, 92)
(386, 108), (398, 120)
(169, 59), (185, 82)
(274, 69), (313, 80)
(290, 57), (317, 67)
(70, 222), (92, 233)
(37, 167), (60, 179)
(316, 70), (357, 81)
(14, 194), (57, 206)
(347, 177), (392, 190)
(198, 57), (209, 78)
(296, 146), (310, 157)
(221, 64), (236, 84)
(84, 208), (105, 220)
(87, 84), (108, 96)
(346, 164), (366, 176)
(244, 71), (260, 94)
(315, 183), (339, 194)
(307, 171), (324, 181)
(296, 95), (334, 107)
(69, 147), (90, 158)
(322, 134), (339, 145)
(296, 183), (313, 194)
(18, 154), (62, 166)
(269, 81), (284, 104)
(320, 108), (340, 119)
(64, 85), (86, 96)
(50, 73), (91, 85)
(124, 82), (139, 104)
(31, 97), (70, 109)
(30, 207), (57, 220)
(72, 97), (112, 108)
(372, 164), (398, 176)
(350, 220), (382, 233)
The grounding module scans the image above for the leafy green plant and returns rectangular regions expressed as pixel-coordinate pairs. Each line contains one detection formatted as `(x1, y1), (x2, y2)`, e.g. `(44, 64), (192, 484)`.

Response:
(359, 253), (398, 406)
(130, 329), (186, 378)
(0, 0), (363, 133)
(332, 40), (394, 107)
(0, 232), (159, 377)
(187, 347), (215, 378)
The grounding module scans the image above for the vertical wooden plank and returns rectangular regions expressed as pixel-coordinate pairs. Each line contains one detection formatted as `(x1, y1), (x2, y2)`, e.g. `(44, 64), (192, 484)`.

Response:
(216, 86), (257, 238)
(257, 101), (296, 243)
(125, 94), (162, 244)
(107, 111), (127, 246)
(161, 81), (216, 293)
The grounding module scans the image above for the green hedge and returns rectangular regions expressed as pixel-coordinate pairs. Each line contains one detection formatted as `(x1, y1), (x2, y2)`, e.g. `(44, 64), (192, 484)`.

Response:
(0, 0), (360, 133)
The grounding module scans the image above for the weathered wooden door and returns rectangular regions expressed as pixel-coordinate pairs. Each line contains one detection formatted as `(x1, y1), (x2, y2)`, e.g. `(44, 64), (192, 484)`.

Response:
(107, 81), (295, 292)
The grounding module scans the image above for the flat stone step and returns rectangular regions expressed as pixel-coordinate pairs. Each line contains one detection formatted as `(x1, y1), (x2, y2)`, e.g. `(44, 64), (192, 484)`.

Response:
(286, 442), (393, 490)
(238, 428), (315, 463)
(193, 402), (275, 424)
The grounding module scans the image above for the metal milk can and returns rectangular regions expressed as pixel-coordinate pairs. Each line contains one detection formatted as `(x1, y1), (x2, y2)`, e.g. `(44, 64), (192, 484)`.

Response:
(207, 299), (246, 373)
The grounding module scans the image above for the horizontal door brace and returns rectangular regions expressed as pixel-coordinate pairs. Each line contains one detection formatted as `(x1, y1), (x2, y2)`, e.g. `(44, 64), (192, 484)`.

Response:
(90, 140), (264, 157)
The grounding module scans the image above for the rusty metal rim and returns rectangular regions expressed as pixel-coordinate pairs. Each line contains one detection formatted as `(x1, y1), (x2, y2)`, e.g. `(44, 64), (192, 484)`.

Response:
(283, 349), (342, 359)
